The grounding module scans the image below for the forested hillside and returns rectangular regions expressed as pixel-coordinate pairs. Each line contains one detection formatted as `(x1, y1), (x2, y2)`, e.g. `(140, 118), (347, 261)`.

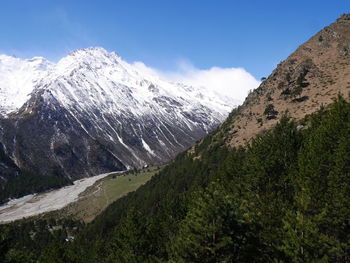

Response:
(2, 95), (350, 262)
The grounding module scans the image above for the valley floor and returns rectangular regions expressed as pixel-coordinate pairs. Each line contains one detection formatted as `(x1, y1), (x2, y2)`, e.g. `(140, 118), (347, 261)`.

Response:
(51, 168), (158, 222)
(0, 171), (120, 223)
(0, 167), (158, 223)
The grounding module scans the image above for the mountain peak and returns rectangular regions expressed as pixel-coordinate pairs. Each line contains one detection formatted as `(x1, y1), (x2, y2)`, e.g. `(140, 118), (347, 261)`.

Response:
(65, 47), (121, 62)
(68, 46), (110, 56)
(55, 47), (123, 75)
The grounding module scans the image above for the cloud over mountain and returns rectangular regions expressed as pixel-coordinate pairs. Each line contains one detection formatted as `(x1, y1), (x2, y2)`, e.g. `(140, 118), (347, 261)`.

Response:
(133, 59), (260, 104)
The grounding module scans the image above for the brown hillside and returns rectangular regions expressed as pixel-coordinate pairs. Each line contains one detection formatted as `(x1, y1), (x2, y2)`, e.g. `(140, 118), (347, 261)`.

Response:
(226, 14), (350, 147)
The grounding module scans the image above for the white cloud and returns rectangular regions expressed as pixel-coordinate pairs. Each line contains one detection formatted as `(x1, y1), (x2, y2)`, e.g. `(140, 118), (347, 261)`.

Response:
(132, 60), (260, 104)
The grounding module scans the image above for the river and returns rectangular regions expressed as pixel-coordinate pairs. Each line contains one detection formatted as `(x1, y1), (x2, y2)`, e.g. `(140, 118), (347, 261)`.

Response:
(0, 171), (121, 223)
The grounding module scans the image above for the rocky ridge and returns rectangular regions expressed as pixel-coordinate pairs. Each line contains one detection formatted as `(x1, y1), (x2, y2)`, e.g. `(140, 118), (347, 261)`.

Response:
(225, 14), (350, 146)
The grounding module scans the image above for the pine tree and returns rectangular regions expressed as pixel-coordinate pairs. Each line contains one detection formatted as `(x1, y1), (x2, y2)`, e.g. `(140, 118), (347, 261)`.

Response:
(169, 183), (263, 262)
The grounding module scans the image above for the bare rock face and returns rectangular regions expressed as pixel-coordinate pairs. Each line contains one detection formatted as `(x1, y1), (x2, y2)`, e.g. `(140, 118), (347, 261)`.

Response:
(0, 48), (235, 181)
(225, 14), (350, 147)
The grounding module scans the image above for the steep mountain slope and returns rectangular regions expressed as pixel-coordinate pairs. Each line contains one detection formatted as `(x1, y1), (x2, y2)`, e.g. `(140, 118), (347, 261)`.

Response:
(0, 48), (234, 182)
(225, 14), (350, 146)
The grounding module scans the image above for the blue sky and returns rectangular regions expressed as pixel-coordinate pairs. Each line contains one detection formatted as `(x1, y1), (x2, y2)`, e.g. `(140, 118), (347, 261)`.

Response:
(0, 0), (349, 79)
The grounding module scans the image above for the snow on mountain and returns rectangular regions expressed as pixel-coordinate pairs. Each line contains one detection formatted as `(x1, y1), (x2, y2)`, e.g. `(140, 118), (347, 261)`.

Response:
(0, 55), (53, 115)
(0, 48), (234, 118)
(0, 47), (237, 179)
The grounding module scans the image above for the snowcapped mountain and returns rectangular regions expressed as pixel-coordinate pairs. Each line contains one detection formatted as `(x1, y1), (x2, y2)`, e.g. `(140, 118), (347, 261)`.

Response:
(0, 55), (53, 115)
(0, 47), (236, 179)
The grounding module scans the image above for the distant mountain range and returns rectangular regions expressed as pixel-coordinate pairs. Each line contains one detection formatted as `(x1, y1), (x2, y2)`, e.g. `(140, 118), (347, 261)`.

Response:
(0, 47), (235, 186)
